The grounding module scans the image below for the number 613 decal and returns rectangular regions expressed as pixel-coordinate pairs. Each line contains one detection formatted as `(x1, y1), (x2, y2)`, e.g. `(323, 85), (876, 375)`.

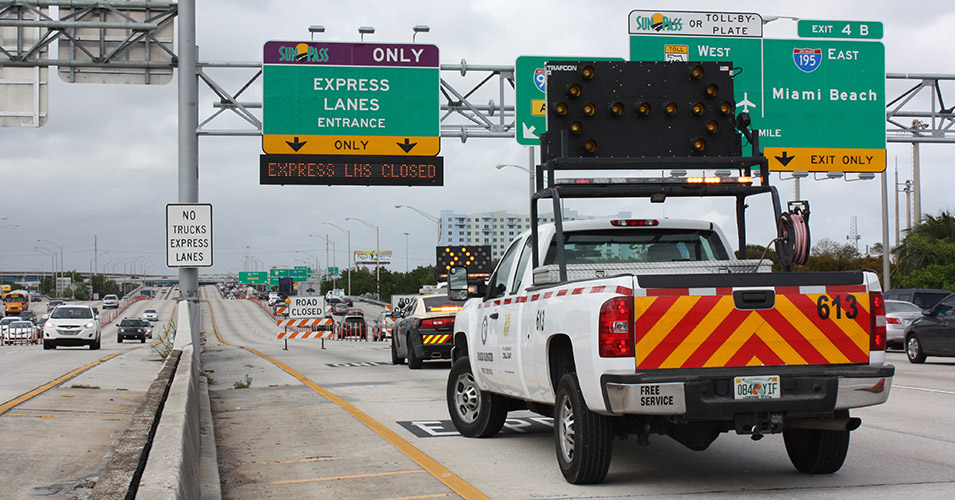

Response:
(816, 295), (859, 320)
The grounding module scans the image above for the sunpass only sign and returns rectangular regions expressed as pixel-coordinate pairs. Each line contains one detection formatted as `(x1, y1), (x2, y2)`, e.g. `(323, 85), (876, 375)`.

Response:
(263, 41), (440, 156)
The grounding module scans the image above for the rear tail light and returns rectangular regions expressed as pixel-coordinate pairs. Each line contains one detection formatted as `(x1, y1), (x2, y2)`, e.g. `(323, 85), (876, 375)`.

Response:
(599, 297), (634, 357)
(885, 317), (900, 325)
(421, 317), (454, 329)
(870, 292), (886, 351)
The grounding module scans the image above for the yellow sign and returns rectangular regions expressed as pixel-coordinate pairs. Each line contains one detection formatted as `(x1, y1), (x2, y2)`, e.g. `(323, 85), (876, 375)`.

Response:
(262, 135), (440, 156)
(765, 147), (886, 173)
(531, 99), (546, 117)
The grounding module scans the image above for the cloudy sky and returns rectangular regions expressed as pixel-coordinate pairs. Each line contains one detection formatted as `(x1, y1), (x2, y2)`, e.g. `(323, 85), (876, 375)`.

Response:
(1, 0), (953, 280)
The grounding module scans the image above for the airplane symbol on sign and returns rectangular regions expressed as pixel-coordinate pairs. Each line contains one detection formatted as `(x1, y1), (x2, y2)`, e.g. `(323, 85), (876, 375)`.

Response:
(736, 92), (756, 114)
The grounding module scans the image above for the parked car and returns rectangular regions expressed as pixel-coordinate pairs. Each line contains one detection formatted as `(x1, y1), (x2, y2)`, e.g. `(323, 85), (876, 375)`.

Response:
(117, 317), (149, 343)
(102, 294), (119, 309)
(885, 300), (923, 349)
(391, 294), (462, 369)
(142, 309), (159, 322)
(4, 320), (38, 344)
(904, 293), (955, 363)
(884, 288), (952, 310)
(43, 305), (101, 350)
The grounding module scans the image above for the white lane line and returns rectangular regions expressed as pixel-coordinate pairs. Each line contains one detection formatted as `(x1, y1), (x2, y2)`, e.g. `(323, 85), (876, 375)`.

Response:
(894, 384), (955, 396)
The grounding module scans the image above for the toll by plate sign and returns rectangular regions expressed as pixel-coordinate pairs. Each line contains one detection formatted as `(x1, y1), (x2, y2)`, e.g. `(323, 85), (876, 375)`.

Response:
(166, 204), (212, 268)
(263, 41), (439, 156)
(288, 296), (326, 319)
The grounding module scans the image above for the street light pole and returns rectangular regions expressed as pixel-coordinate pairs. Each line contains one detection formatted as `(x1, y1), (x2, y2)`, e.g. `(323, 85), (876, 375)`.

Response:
(346, 217), (381, 300)
(395, 205), (441, 244)
(404, 232), (410, 273)
(323, 222), (351, 296)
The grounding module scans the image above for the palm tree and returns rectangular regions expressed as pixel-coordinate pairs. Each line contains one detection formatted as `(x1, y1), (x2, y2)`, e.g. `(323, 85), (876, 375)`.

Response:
(892, 211), (955, 278)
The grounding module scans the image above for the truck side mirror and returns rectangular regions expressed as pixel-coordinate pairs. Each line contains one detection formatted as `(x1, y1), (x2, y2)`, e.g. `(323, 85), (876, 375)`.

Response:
(448, 266), (470, 301)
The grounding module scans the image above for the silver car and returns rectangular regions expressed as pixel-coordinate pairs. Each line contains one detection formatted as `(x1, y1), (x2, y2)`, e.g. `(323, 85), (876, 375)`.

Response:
(885, 299), (923, 350)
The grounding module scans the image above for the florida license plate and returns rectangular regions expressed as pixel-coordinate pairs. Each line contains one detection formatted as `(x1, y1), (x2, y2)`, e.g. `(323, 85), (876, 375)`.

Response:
(733, 375), (780, 400)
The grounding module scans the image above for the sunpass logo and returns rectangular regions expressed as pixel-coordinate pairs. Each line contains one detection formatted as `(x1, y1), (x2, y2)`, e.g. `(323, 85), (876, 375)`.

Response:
(633, 13), (683, 32)
(277, 43), (329, 63)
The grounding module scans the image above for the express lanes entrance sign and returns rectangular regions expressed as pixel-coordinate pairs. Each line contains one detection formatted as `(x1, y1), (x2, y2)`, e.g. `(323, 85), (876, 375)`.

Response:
(262, 41), (440, 156)
(629, 12), (886, 173)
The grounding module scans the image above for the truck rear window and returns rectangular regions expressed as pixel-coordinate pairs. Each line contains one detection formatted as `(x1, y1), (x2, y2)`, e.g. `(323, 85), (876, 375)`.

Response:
(544, 229), (729, 265)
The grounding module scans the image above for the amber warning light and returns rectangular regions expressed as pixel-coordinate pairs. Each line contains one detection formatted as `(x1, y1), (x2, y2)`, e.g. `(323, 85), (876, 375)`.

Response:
(260, 155), (444, 186)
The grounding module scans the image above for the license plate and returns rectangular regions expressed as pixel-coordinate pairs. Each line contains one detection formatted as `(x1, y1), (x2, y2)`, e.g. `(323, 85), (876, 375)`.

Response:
(733, 375), (780, 400)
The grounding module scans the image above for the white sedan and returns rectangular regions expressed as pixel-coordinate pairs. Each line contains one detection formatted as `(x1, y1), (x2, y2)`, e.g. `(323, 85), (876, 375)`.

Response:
(142, 309), (159, 322)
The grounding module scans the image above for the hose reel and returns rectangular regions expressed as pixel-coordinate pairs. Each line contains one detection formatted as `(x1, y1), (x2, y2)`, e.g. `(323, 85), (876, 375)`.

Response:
(777, 201), (811, 269)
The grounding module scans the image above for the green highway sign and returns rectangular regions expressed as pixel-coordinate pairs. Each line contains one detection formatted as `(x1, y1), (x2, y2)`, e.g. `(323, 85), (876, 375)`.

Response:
(630, 27), (885, 172)
(263, 41), (440, 156)
(798, 20), (883, 40)
(239, 271), (268, 284)
(327, 267), (339, 276)
(515, 55), (622, 146)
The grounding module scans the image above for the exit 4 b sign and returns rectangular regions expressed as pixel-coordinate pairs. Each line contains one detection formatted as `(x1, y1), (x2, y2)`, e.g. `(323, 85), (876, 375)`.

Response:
(263, 41), (440, 156)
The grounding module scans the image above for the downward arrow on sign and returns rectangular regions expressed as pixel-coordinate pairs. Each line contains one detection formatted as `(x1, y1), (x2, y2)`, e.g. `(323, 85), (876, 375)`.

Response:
(775, 151), (796, 167)
(286, 137), (307, 152)
(397, 138), (417, 153)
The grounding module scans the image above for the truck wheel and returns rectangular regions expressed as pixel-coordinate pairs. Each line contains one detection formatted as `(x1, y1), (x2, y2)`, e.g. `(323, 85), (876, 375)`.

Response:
(391, 337), (405, 365)
(906, 335), (926, 363)
(447, 357), (507, 438)
(783, 425), (850, 474)
(407, 338), (423, 370)
(555, 373), (613, 484)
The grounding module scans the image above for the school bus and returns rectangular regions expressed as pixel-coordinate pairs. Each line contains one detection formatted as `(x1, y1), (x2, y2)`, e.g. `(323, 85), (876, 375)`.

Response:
(0, 284), (10, 298)
(4, 290), (29, 315)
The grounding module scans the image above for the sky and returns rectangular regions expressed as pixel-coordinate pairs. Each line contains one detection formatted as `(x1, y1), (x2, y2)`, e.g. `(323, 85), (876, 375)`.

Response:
(1, 0), (954, 281)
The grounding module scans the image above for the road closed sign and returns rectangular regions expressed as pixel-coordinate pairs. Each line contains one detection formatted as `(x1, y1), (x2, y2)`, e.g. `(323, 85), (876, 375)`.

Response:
(288, 296), (326, 319)
(166, 204), (212, 268)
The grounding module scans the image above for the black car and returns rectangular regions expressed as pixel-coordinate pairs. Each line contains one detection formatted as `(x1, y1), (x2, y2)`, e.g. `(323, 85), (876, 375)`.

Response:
(391, 295), (461, 369)
(117, 318), (149, 343)
(331, 303), (350, 316)
(19, 310), (38, 324)
(885, 288), (952, 310)
(340, 315), (367, 340)
(903, 292), (955, 363)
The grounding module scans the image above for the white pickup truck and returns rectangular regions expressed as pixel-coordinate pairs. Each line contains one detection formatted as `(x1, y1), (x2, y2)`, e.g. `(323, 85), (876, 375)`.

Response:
(445, 217), (893, 484)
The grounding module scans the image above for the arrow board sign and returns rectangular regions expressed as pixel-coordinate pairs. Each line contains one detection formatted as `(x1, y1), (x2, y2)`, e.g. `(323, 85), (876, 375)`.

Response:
(288, 296), (326, 319)
(166, 204), (213, 268)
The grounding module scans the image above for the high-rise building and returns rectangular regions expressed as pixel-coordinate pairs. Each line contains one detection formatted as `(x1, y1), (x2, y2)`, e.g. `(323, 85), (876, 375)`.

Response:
(439, 209), (631, 259)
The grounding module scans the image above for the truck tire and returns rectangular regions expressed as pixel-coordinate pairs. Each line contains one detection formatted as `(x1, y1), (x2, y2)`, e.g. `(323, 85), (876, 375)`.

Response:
(407, 338), (423, 370)
(447, 357), (507, 438)
(555, 373), (613, 484)
(391, 337), (405, 365)
(906, 335), (927, 363)
(783, 424), (850, 474)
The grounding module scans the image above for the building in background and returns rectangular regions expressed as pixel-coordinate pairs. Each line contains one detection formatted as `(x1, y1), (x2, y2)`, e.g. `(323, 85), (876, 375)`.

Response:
(439, 209), (631, 259)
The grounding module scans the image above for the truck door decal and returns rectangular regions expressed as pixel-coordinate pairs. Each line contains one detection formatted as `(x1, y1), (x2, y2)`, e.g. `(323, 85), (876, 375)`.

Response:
(634, 292), (871, 369)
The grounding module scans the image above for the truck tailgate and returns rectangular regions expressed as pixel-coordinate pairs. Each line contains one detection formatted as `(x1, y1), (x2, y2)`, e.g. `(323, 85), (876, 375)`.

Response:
(633, 271), (875, 369)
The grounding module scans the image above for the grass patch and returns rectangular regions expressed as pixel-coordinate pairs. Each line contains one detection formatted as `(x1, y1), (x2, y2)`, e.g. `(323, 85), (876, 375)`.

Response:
(233, 374), (252, 389)
(201, 372), (215, 385)
(70, 384), (100, 390)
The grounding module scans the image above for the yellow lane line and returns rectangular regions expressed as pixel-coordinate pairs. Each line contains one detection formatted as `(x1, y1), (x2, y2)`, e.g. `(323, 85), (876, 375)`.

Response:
(4, 414), (55, 418)
(0, 350), (125, 417)
(102, 417), (122, 421)
(206, 299), (490, 500)
(273, 469), (423, 485)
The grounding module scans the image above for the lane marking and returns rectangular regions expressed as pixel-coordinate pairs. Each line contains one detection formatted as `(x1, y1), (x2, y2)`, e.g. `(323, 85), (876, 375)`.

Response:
(102, 417), (121, 421)
(4, 414), (55, 418)
(0, 350), (125, 417)
(234, 454), (369, 467)
(894, 384), (955, 396)
(387, 495), (454, 500)
(272, 469), (423, 485)
(207, 298), (491, 500)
